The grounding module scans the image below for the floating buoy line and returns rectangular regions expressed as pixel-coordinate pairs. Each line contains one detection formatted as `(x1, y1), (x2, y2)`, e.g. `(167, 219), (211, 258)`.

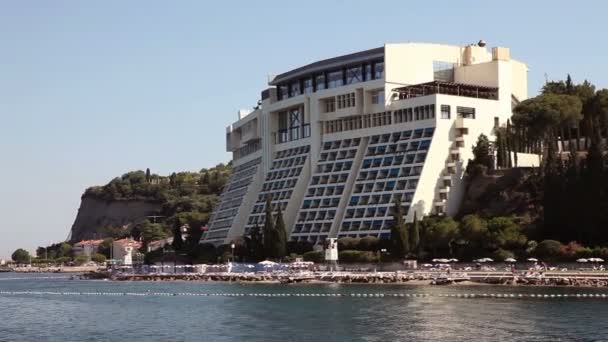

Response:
(0, 290), (608, 300)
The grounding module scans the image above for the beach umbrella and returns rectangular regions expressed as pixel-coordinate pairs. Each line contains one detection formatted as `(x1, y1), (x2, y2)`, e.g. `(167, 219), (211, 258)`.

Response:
(258, 260), (278, 266)
(505, 258), (517, 263)
(449, 258), (459, 263)
(577, 258), (588, 263)
(527, 258), (539, 262)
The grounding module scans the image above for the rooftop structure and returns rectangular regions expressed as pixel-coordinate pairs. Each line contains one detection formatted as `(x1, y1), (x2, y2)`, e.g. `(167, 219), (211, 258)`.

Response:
(201, 42), (534, 246)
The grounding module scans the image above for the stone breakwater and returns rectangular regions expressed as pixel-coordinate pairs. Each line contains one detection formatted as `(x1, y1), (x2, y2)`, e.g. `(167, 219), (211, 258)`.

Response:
(105, 271), (608, 287)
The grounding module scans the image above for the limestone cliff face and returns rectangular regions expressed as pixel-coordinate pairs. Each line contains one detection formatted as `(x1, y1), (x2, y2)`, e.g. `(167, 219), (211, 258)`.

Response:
(70, 196), (161, 241)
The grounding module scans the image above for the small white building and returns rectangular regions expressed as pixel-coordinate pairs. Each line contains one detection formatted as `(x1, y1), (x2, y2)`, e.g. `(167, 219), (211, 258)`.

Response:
(72, 240), (104, 259)
(112, 238), (142, 265)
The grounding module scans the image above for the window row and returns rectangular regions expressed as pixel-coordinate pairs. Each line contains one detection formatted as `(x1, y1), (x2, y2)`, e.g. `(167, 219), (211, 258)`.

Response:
(394, 105), (435, 123)
(352, 179), (419, 194)
(324, 111), (392, 134)
(261, 178), (299, 192)
(310, 173), (349, 185)
(319, 148), (357, 162)
(250, 200), (289, 215)
(275, 145), (310, 160)
(340, 219), (394, 232)
(316, 161), (353, 174)
(292, 223), (332, 234)
(322, 138), (361, 151)
(361, 152), (428, 169)
(271, 156), (306, 170)
(369, 128), (435, 145)
(349, 192), (414, 207)
(276, 60), (384, 101)
(302, 197), (341, 209)
(357, 165), (424, 181)
(298, 209), (337, 222)
(305, 185), (345, 198)
(365, 141), (431, 156)
(265, 167), (303, 181)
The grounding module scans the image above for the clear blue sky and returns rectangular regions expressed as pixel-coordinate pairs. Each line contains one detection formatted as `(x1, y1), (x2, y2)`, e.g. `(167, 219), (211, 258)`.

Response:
(1, 0), (606, 259)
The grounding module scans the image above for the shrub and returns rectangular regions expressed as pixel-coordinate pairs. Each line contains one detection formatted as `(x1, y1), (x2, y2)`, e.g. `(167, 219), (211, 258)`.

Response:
(91, 253), (107, 264)
(492, 248), (515, 261)
(74, 256), (89, 265)
(357, 236), (379, 251)
(338, 250), (378, 263)
(302, 251), (324, 263)
(535, 240), (564, 259)
(337, 237), (360, 251)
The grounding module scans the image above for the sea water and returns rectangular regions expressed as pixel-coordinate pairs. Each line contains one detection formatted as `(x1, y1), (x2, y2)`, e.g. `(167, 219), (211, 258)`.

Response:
(1, 273), (607, 341)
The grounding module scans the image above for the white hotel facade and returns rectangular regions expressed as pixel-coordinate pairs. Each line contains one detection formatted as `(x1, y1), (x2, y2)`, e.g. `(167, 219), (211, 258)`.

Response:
(200, 42), (531, 246)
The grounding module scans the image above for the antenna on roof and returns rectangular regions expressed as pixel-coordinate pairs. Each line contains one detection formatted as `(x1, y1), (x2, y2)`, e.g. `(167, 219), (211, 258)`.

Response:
(477, 40), (486, 47)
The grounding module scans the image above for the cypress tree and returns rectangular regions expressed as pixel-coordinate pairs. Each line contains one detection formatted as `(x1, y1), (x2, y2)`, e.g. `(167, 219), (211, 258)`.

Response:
(408, 211), (420, 256)
(273, 205), (288, 260)
(249, 224), (264, 261)
(263, 195), (275, 259)
(389, 197), (409, 259)
(172, 224), (184, 251)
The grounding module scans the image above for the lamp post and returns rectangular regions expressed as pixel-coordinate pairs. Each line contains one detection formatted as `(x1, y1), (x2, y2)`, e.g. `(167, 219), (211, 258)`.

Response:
(231, 243), (236, 263)
(378, 248), (387, 272)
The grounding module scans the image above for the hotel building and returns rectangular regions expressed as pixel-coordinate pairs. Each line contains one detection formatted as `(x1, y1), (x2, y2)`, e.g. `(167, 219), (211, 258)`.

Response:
(201, 42), (531, 246)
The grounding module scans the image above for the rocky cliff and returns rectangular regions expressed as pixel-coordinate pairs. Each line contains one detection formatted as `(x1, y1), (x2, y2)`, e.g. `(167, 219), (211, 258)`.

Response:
(69, 196), (161, 241)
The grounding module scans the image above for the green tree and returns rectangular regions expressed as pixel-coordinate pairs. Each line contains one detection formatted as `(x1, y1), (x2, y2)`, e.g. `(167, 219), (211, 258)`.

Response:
(271, 205), (287, 259)
(91, 253), (107, 264)
(262, 196), (275, 259)
(248, 224), (265, 261)
(172, 224), (184, 250)
(471, 134), (493, 169)
(140, 221), (168, 245)
(408, 212), (420, 255)
(74, 255), (88, 265)
(56, 242), (72, 258)
(11, 249), (30, 264)
(423, 217), (459, 257)
(389, 197), (409, 259)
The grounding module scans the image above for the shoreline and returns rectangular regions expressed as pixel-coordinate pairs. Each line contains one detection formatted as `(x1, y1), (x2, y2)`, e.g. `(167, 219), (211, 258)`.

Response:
(100, 271), (608, 288)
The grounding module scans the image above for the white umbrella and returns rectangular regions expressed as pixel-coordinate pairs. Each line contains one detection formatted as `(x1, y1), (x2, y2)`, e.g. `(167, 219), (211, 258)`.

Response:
(258, 260), (278, 266)
(449, 258), (459, 263)
(577, 258), (588, 263)
(589, 258), (604, 263)
(527, 258), (539, 262)
(505, 258), (517, 263)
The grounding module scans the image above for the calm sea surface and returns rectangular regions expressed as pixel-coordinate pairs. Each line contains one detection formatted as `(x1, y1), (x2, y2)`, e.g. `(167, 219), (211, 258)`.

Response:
(1, 273), (608, 342)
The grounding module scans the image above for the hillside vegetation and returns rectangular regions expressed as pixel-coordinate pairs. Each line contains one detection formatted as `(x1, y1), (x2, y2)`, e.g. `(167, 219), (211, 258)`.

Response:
(72, 164), (231, 244)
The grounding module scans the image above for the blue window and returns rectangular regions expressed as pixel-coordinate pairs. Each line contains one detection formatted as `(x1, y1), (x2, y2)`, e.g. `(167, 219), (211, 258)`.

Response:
(419, 140), (431, 151)
(402, 130), (412, 139)
(382, 156), (393, 166)
(424, 127), (435, 137)
(385, 181), (396, 191)
(362, 159), (372, 169)
(408, 141), (420, 151)
(405, 154), (415, 164)
(413, 129), (424, 139)
(389, 168), (400, 178)
(350, 196), (360, 206)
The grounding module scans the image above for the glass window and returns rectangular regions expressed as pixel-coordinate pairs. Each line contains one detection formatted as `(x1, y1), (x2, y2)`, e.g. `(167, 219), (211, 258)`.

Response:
(315, 74), (326, 91)
(303, 78), (313, 94)
(441, 105), (451, 119)
(364, 64), (372, 81)
(371, 90), (384, 104)
(278, 85), (289, 100)
(346, 66), (362, 84)
(457, 106), (476, 119)
(327, 70), (343, 88)
(373, 61), (384, 79)
(433, 61), (454, 82)
(290, 81), (301, 97)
